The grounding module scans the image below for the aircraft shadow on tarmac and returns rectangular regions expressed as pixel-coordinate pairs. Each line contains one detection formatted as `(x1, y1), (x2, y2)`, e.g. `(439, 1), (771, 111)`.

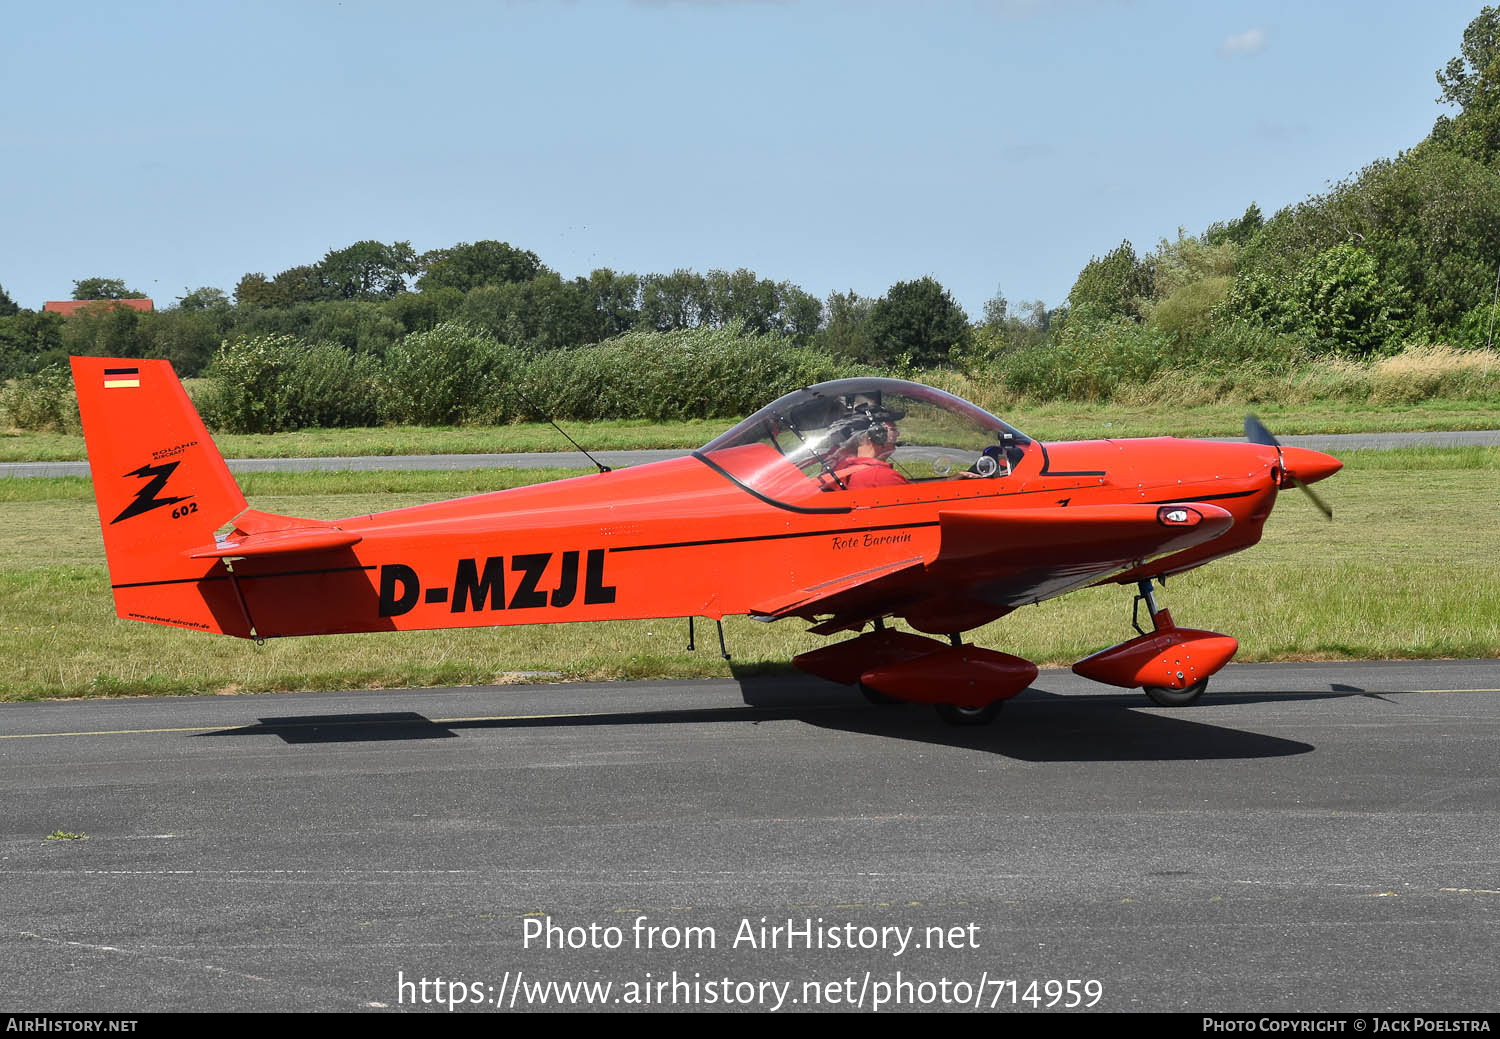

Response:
(738, 678), (1320, 762)
(193, 676), (1343, 761)
(199, 711), (461, 743)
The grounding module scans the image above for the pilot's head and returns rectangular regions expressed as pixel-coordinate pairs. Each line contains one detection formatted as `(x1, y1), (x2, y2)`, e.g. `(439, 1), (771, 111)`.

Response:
(833, 407), (899, 460)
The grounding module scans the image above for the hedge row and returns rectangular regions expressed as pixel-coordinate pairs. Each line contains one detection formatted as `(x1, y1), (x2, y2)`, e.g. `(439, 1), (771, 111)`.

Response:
(8, 323), (1497, 435)
(197, 322), (863, 433)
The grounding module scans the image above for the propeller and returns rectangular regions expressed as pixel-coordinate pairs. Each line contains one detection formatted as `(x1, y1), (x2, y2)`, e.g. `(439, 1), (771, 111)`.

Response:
(1244, 414), (1334, 520)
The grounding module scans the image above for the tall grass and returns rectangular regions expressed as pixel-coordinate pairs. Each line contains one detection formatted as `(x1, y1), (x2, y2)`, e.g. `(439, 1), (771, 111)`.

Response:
(927, 341), (1500, 414)
(515, 323), (861, 421)
(0, 366), (80, 433)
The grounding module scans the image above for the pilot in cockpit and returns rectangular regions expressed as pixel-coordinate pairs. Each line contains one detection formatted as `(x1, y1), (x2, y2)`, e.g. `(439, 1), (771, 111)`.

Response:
(829, 403), (908, 489)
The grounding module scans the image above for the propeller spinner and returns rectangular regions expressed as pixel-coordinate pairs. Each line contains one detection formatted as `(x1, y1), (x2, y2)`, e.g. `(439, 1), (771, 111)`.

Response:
(1244, 415), (1341, 520)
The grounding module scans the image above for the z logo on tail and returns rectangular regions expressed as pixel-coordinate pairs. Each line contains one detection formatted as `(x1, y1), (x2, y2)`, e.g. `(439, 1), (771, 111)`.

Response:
(111, 461), (192, 525)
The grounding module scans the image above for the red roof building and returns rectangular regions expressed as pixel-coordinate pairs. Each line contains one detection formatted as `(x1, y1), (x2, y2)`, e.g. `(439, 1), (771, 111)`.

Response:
(43, 298), (154, 316)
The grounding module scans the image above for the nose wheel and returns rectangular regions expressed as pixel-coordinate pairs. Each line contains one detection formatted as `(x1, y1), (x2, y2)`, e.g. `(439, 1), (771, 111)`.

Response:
(1143, 679), (1208, 707)
(1128, 580), (1219, 707)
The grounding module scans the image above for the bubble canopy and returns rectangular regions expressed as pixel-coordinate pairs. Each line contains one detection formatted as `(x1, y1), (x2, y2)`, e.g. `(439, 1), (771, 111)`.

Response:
(696, 377), (1033, 507)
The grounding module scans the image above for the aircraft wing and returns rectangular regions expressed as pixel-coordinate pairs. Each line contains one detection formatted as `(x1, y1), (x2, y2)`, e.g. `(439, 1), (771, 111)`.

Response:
(749, 555), (925, 619)
(751, 503), (1234, 633)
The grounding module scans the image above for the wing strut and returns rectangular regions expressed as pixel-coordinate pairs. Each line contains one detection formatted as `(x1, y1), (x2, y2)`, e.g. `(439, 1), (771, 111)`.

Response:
(221, 560), (264, 647)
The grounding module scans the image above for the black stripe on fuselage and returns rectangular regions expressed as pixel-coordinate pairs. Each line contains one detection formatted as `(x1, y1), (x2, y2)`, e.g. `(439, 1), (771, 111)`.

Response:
(111, 564), (376, 590)
(1036, 442), (1107, 477)
(1143, 490), (1261, 505)
(609, 520), (942, 554)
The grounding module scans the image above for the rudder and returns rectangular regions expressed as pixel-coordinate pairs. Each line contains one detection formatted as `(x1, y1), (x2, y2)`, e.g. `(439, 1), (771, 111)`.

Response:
(72, 357), (251, 635)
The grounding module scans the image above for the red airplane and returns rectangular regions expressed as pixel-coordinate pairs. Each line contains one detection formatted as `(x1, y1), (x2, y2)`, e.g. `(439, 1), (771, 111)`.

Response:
(71, 357), (1341, 725)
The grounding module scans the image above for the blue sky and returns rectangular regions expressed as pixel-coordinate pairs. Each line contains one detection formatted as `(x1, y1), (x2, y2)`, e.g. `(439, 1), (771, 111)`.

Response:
(0, 1), (1485, 318)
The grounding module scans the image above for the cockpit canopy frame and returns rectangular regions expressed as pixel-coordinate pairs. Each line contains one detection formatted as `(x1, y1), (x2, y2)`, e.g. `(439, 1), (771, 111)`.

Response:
(696, 377), (1033, 506)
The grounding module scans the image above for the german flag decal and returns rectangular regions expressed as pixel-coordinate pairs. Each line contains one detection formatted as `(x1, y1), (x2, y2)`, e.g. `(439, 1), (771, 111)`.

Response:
(104, 367), (140, 389)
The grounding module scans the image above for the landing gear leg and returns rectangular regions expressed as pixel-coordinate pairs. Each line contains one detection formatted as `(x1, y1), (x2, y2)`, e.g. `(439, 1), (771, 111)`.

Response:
(1133, 578), (1209, 707)
(860, 618), (900, 704)
(1132, 579), (1161, 636)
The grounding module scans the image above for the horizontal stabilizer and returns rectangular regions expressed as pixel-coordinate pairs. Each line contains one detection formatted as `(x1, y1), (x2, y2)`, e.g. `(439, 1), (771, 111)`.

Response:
(188, 527), (361, 559)
(187, 508), (361, 559)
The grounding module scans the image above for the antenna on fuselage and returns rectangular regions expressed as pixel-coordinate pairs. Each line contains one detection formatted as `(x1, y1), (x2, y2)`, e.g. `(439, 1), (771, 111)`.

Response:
(509, 384), (612, 473)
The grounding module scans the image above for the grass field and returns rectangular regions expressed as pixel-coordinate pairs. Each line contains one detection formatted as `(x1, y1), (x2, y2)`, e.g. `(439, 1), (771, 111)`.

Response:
(1, 448), (1496, 701)
(3, 398), (1500, 463)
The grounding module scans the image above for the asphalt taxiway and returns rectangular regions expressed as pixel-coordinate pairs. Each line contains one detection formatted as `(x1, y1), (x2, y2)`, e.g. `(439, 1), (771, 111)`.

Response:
(3, 429), (1499, 478)
(1, 659), (1496, 1012)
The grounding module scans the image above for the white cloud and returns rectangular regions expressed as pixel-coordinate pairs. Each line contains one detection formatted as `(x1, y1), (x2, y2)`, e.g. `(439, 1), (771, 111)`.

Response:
(1221, 27), (1268, 55)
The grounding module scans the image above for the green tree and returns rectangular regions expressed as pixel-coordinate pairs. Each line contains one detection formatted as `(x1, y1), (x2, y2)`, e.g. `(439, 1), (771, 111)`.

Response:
(1151, 277), (1233, 345)
(981, 289), (1009, 328)
(175, 286), (230, 312)
(72, 277), (144, 300)
(60, 302), (145, 357)
(318, 240), (418, 300)
(417, 241), (544, 294)
(1202, 204), (1264, 249)
(1224, 243), (1406, 353)
(864, 277), (971, 367)
(459, 273), (596, 351)
(1431, 7), (1500, 163)
(232, 300), (401, 355)
(1067, 241), (1154, 322)
(234, 242), (417, 307)
(640, 270), (705, 332)
(0, 310), (65, 377)
(0, 283), (18, 317)
(1230, 148), (1500, 334)
(584, 268), (642, 338)
(1437, 6), (1500, 110)
(234, 264), (328, 307)
(233, 272), (278, 307)
(817, 290), (872, 359)
(1146, 231), (1238, 301)
(1293, 243), (1407, 352)
(140, 307), (232, 376)
(384, 288), (464, 335)
(971, 289), (1052, 358)
(779, 282), (823, 341)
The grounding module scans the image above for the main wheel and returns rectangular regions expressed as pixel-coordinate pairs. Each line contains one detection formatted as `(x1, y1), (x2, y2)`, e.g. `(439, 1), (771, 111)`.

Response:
(1143, 679), (1208, 707)
(935, 701), (1003, 726)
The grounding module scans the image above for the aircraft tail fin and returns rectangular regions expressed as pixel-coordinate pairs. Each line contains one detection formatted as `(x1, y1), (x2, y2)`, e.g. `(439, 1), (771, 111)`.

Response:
(71, 357), (253, 635)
